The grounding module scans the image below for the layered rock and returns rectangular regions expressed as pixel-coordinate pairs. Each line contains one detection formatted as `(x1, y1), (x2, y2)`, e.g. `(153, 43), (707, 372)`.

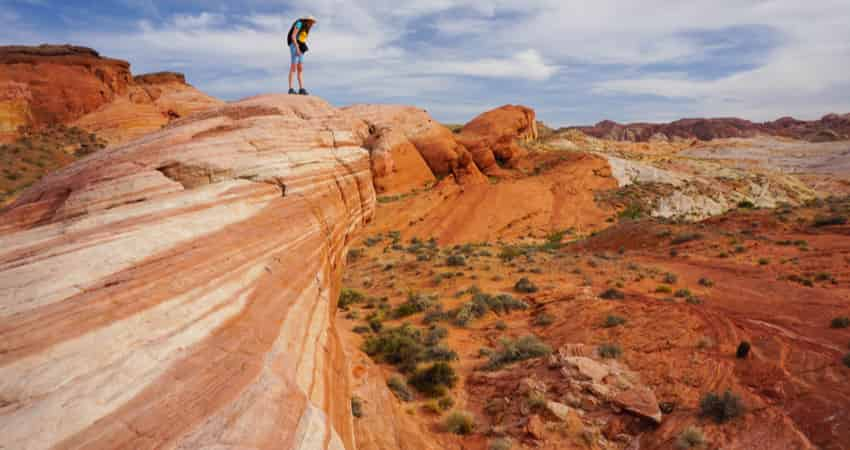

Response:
(456, 104), (537, 173)
(343, 105), (485, 187)
(0, 44), (221, 145)
(0, 94), (374, 450)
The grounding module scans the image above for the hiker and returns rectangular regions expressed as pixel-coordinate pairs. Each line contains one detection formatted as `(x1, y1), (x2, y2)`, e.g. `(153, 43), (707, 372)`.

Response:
(287, 16), (316, 95)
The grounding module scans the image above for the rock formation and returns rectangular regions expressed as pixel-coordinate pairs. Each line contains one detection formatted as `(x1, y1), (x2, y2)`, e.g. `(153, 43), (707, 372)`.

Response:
(0, 45), (221, 145)
(456, 104), (537, 173)
(0, 95), (374, 450)
(569, 113), (850, 143)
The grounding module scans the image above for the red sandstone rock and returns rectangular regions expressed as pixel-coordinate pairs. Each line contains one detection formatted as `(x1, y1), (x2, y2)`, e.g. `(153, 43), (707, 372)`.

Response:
(0, 94), (374, 450)
(457, 104), (537, 173)
(613, 387), (663, 424)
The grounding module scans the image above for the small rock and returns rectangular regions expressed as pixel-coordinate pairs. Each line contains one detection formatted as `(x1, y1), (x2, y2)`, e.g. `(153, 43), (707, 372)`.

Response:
(562, 356), (610, 383)
(526, 414), (546, 440)
(517, 376), (548, 396)
(544, 401), (571, 421)
(613, 387), (663, 424)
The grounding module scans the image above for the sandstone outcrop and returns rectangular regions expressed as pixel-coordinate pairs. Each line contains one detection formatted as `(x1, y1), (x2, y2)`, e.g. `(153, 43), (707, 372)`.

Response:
(456, 104), (537, 173)
(0, 44), (221, 145)
(0, 94), (374, 450)
(342, 105), (485, 187)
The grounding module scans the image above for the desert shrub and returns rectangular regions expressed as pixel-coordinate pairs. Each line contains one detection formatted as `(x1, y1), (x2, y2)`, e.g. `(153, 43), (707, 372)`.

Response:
(365, 235), (383, 247)
(444, 410), (475, 435)
(423, 305), (450, 324)
(737, 200), (756, 209)
(533, 313), (555, 327)
(758, 258), (770, 266)
(699, 278), (714, 287)
(424, 326), (449, 345)
(604, 315), (627, 328)
(699, 390), (745, 423)
(338, 288), (366, 309)
(392, 292), (436, 319)
(831, 317), (850, 329)
(368, 317), (383, 333)
(515, 277), (539, 293)
(347, 248), (364, 262)
(485, 335), (552, 370)
(351, 396), (364, 418)
(424, 344), (459, 362)
(353, 325), (371, 334)
(675, 426), (706, 449)
(438, 396), (455, 411)
(600, 288), (625, 300)
(387, 375), (414, 401)
(447, 255), (467, 267)
(362, 325), (425, 373)
(813, 215), (847, 227)
(736, 341), (751, 359)
(656, 285), (673, 294)
(495, 321), (508, 331)
(598, 343), (622, 359)
(619, 203), (645, 220)
(489, 437), (513, 450)
(663, 272), (679, 284)
(674, 288), (693, 299)
(816, 272), (835, 283)
(409, 362), (458, 397)
(672, 233), (703, 245)
(452, 293), (528, 327)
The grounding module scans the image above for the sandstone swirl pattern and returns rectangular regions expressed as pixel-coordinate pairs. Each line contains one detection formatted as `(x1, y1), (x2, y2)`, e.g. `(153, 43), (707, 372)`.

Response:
(0, 95), (375, 450)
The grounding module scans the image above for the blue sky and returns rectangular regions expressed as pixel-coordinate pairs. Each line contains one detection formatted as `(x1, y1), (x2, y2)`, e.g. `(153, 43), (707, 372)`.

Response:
(2, 0), (850, 126)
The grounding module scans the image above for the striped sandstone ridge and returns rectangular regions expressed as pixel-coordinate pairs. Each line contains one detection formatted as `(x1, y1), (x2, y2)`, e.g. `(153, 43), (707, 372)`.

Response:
(0, 94), (375, 450)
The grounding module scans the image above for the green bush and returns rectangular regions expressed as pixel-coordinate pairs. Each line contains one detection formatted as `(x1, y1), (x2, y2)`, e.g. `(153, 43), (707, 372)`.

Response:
(831, 317), (850, 329)
(424, 344), (459, 362)
(533, 313), (555, 327)
(347, 248), (364, 262)
(447, 255), (467, 267)
(362, 325), (425, 373)
(485, 335), (552, 370)
(338, 288), (366, 309)
(452, 292), (528, 327)
(495, 321), (508, 331)
(514, 277), (539, 293)
(351, 396), (364, 418)
(391, 292), (436, 319)
(737, 200), (756, 209)
(387, 376), (414, 402)
(353, 325), (371, 334)
(656, 285), (673, 294)
(699, 278), (714, 287)
(674, 288), (693, 299)
(699, 390), (745, 423)
(598, 343), (622, 359)
(424, 326), (449, 346)
(663, 272), (679, 284)
(604, 315), (627, 328)
(438, 396), (455, 411)
(675, 426), (706, 449)
(672, 233), (703, 245)
(443, 410), (475, 435)
(813, 215), (847, 227)
(600, 288), (625, 300)
(409, 362), (458, 397)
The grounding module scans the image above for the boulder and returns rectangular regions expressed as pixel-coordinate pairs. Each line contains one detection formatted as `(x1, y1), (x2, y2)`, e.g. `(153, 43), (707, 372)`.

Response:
(613, 387), (663, 424)
(457, 104), (537, 173)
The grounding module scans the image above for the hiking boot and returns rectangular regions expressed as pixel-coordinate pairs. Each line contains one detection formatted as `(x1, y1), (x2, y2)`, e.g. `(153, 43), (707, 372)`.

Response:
(298, 88), (309, 96)
(288, 88), (297, 95)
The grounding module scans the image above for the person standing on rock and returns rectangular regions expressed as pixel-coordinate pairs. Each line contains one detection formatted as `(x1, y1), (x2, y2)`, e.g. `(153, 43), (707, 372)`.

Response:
(287, 16), (316, 96)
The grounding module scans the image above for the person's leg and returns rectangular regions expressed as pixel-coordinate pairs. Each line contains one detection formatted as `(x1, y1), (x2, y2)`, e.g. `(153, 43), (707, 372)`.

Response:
(289, 63), (296, 90)
(288, 45), (298, 93)
(297, 63), (304, 90)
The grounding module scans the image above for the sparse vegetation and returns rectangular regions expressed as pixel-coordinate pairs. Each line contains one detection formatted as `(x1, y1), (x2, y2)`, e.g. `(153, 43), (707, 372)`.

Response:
(338, 288), (366, 309)
(514, 277), (539, 293)
(831, 317), (850, 329)
(699, 390), (745, 423)
(452, 292), (528, 327)
(699, 278), (714, 288)
(489, 437), (513, 450)
(447, 254), (467, 267)
(675, 426), (706, 449)
(600, 288), (625, 300)
(533, 313), (555, 327)
(346, 248), (364, 262)
(598, 343), (622, 359)
(813, 215), (847, 227)
(674, 288), (693, 299)
(409, 362), (458, 397)
(485, 335), (552, 370)
(391, 291), (437, 319)
(663, 272), (679, 284)
(736, 341), (751, 359)
(737, 200), (756, 209)
(604, 315), (627, 328)
(656, 285), (673, 294)
(443, 410), (475, 435)
(351, 396), (364, 418)
(387, 376), (414, 401)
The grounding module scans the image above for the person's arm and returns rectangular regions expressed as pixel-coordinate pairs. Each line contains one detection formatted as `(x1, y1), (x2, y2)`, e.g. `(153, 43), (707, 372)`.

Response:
(291, 24), (302, 55)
